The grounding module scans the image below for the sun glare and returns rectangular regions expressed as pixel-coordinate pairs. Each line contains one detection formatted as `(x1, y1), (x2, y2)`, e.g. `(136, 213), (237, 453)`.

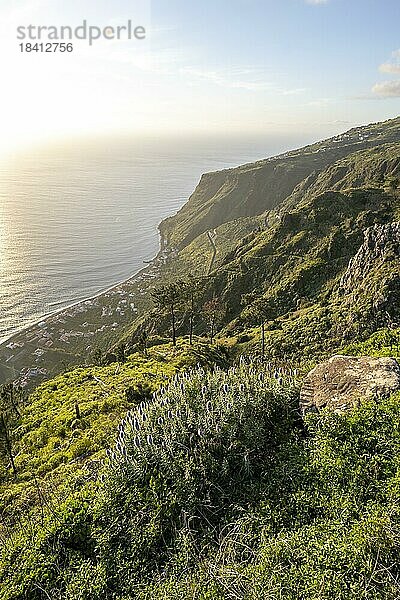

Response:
(0, 1), (153, 158)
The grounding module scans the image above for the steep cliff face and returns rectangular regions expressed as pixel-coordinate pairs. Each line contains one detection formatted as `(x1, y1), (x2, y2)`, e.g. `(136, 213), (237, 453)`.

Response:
(340, 222), (400, 293)
(159, 117), (400, 250)
(159, 155), (326, 250)
(135, 121), (400, 360)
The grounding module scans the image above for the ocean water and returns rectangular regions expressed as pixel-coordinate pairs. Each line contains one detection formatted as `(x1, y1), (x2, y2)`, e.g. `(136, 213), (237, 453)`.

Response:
(0, 132), (313, 342)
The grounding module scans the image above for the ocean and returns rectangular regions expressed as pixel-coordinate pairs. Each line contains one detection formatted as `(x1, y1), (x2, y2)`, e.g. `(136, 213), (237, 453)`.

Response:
(0, 132), (314, 343)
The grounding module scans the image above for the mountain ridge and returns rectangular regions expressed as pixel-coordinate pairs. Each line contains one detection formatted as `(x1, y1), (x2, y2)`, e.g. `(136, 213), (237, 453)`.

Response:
(159, 117), (400, 251)
(0, 117), (399, 390)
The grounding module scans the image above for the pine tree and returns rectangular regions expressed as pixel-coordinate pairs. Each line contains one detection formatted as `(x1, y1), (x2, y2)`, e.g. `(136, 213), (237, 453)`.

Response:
(151, 282), (186, 346)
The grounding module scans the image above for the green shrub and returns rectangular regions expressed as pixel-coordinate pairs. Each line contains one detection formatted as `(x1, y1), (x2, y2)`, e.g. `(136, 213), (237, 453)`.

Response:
(96, 362), (300, 594)
(133, 393), (400, 600)
(3, 365), (400, 600)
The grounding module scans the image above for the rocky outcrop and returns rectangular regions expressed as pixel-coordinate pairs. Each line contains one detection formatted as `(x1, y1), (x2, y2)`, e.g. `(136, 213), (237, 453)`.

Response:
(339, 222), (400, 293)
(300, 355), (400, 415)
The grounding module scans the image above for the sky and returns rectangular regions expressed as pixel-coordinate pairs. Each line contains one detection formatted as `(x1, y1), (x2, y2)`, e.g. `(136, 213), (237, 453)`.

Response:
(0, 0), (399, 156)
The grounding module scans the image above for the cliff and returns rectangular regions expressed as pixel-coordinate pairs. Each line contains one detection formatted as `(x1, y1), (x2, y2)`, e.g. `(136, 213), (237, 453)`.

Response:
(2, 117), (400, 600)
(159, 117), (400, 251)
(115, 118), (400, 365)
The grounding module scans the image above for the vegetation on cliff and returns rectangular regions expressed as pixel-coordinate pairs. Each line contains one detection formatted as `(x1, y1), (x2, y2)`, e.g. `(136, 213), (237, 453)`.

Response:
(1, 117), (400, 598)
(2, 360), (400, 599)
(122, 120), (400, 365)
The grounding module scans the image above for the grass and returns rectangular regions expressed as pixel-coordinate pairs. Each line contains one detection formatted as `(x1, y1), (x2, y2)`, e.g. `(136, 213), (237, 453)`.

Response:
(2, 360), (400, 599)
(0, 341), (228, 526)
(1, 118), (400, 598)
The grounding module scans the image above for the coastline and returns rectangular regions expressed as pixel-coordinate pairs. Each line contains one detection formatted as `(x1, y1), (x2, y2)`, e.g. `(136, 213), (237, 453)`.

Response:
(0, 227), (170, 389)
(0, 232), (165, 349)
(0, 258), (157, 348)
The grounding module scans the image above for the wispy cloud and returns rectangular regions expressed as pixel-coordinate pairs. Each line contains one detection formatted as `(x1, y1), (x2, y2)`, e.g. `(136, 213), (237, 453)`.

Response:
(179, 66), (273, 91)
(282, 88), (307, 96)
(372, 49), (400, 97)
(328, 120), (354, 125)
(372, 80), (400, 98)
(307, 97), (333, 107)
(77, 41), (302, 98)
(179, 66), (306, 95)
(379, 49), (400, 74)
(305, 0), (329, 5)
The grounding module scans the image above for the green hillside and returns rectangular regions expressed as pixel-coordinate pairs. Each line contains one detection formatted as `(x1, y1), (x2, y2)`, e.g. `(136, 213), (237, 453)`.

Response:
(1, 117), (400, 599)
(122, 130), (400, 363)
(159, 117), (400, 250)
(2, 358), (400, 599)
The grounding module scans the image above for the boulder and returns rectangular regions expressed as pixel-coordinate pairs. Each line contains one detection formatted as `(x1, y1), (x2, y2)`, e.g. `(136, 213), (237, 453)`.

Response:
(300, 355), (400, 416)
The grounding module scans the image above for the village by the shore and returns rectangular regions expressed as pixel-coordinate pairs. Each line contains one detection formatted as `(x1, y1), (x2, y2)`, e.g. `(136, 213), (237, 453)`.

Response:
(0, 245), (176, 390)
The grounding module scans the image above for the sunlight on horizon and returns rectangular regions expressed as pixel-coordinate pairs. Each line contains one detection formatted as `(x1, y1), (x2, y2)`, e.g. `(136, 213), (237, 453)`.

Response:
(0, 0), (398, 159)
(0, 0), (157, 157)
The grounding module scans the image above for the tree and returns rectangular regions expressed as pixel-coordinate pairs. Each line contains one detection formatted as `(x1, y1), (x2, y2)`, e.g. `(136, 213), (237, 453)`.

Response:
(92, 348), (106, 366)
(252, 306), (269, 356)
(202, 296), (225, 344)
(115, 343), (126, 364)
(151, 282), (186, 347)
(242, 293), (269, 357)
(182, 276), (204, 345)
(74, 399), (81, 420)
(0, 384), (24, 477)
(137, 329), (149, 356)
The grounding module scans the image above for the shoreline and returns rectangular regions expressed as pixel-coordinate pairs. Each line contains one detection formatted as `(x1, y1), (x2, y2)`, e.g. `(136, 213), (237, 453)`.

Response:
(0, 237), (164, 349)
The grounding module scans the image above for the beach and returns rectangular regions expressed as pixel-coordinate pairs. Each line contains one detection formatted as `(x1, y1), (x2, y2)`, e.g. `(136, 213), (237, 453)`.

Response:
(0, 243), (173, 389)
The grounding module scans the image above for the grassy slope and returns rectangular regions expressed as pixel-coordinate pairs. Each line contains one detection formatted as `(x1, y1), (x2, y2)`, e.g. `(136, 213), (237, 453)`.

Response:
(2, 357), (400, 599)
(0, 342), (228, 525)
(1, 118), (400, 598)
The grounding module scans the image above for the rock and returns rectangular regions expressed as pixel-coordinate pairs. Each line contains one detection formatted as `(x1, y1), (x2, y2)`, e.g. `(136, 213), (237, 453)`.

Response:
(339, 222), (400, 294)
(300, 355), (400, 416)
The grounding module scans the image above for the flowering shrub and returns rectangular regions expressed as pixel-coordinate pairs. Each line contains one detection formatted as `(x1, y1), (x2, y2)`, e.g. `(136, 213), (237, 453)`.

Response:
(96, 361), (300, 590)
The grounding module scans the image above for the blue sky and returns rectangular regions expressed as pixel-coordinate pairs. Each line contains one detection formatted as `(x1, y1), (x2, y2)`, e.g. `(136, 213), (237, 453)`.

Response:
(0, 0), (399, 154)
(150, 0), (400, 122)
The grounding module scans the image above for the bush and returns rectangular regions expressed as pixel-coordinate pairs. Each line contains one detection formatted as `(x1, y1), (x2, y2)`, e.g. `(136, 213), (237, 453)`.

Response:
(132, 393), (400, 600)
(96, 362), (300, 594)
(4, 366), (400, 599)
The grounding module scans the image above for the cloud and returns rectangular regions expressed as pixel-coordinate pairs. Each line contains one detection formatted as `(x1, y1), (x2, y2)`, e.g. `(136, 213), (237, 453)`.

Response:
(179, 66), (307, 96)
(281, 88), (307, 96)
(328, 120), (354, 125)
(305, 0), (329, 4)
(371, 49), (400, 97)
(179, 66), (270, 91)
(372, 80), (400, 98)
(307, 97), (332, 107)
(378, 49), (400, 74)
(380, 63), (400, 74)
(379, 53), (400, 75)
